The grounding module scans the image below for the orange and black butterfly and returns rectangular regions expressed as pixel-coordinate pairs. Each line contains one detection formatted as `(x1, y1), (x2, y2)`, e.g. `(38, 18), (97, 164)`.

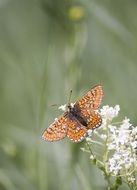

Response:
(42, 85), (103, 142)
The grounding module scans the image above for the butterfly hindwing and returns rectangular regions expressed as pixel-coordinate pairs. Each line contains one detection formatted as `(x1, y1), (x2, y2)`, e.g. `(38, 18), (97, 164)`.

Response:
(73, 105), (102, 130)
(87, 111), (102, 129)
(66, 118), (87, 142)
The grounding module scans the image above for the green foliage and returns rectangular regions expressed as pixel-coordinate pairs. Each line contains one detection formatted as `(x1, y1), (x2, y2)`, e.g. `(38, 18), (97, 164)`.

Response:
(0, 0), (137, 189)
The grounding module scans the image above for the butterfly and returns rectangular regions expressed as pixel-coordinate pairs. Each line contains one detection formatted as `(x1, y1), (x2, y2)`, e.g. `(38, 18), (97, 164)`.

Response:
(42, 85), (103, 142)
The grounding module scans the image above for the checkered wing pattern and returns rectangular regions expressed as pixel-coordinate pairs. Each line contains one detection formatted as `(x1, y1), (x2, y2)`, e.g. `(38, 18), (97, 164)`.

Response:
(81, 109), (102, 130)
(42, 113), (68, 142)
(42, 113), (87, 142)
(75, 85), (103, 110)
(66, 118), (87, 142)
(74, 85), (103, 130)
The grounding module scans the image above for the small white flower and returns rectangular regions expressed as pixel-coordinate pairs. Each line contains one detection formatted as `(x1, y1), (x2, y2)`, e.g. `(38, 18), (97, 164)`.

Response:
(87, 129), (93, 137)
(58, 104), (67, 111)
(86, 137), (92, 142)
(90, 155), (94, 160)
(93, 130), (99, 135)
(132, 127), (137, 135)
(100, 105), (120, 121)
(131, 141), (137, 149)
(80, 147), (86, 152)
(107, 143), (116, 150)
(100, 134), (107, 140)
(121, 117), (132, 129)
(108, 125), (117, 133)
(128, 176), (135, 184)
(70, 102), (75, 107)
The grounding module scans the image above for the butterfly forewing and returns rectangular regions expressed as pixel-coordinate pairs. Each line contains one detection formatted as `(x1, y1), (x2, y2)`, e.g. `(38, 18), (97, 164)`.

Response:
(75, 85), (103, 110)
(73, 85), (103, 130)
(42, 113), (68, 142)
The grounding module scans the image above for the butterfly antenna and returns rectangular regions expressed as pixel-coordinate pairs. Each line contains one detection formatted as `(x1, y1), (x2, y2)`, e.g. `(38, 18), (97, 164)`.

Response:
(50, 104), (58, 107)
(68, 90), (72, 107)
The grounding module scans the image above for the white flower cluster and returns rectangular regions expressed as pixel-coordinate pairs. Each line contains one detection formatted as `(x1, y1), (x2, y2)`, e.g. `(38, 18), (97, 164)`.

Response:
(100, 105), (137, 180)
(108, 118), (137, 176)
(100, 105), (120, 121)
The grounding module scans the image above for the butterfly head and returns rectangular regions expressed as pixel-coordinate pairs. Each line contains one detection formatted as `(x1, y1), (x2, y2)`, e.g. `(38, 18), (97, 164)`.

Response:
(67, 102), (75, 111)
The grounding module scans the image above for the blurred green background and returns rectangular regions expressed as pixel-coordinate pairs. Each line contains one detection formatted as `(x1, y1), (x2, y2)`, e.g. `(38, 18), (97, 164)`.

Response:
(0, 0), (137, 189)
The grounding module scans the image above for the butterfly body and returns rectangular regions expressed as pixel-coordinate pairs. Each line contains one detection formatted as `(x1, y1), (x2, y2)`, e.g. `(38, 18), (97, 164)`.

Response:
(42, 85), (103, 142)
(67, 104), (87, 127)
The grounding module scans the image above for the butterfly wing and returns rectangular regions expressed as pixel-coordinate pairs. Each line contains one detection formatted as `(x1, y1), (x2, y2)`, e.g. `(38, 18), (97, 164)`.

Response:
(73, 85), (103, 130)
(42, 113), (68, 142)
(67, 118), (87, 142)
(42, 112), (87, 142)
(75, 85), (103, 110)
(81, 109), (102, 130)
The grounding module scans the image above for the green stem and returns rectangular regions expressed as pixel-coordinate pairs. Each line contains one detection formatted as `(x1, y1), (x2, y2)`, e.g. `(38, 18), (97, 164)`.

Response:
(86, 141), (104, 167)
(103, 119), (110, 173)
